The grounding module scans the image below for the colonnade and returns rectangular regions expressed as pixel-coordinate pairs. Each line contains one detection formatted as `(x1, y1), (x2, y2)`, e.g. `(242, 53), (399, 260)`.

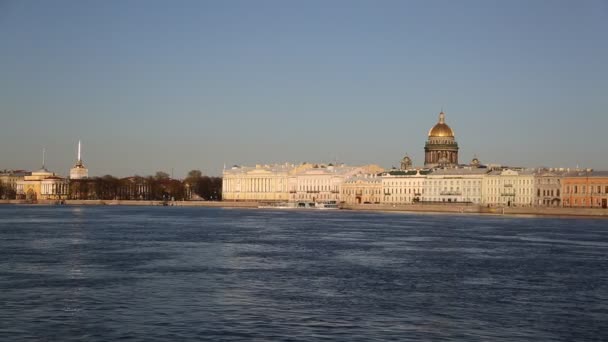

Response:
(223, 177), (286, 193)
(41, 182), (69, 196)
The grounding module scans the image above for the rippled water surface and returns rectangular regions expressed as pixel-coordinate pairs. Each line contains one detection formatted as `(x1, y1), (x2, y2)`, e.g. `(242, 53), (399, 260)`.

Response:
(1, 206), (607, 341)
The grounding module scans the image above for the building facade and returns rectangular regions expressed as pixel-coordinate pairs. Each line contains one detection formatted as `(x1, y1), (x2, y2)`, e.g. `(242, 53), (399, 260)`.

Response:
(382, 170), (429, 204)
(482, 169), (535, 207)
(16, 168), (69, 201)
(290, 164), (383, 203)
(534, 169), (566, 207)
(423, 168), (487, 204)
(0, 170), (29, 199)
(222, 163), (383, 203)
(562, 171), (608, 209)
(222, 163), (296, 202)
(341, 175), (382, 204)
(424, 111), (459, 168)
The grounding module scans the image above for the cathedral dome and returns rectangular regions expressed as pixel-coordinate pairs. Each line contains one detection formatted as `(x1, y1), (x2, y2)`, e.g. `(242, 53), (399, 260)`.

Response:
(428, 123), (454, 137)
(428, 112), (454, 137)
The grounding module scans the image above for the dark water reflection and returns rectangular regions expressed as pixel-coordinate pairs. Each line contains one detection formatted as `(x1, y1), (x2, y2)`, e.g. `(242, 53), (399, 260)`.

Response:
(0, 206), (607, 341)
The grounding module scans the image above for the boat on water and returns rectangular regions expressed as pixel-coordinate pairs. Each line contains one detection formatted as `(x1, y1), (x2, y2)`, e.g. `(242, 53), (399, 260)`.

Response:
(315, 201), (339, 210)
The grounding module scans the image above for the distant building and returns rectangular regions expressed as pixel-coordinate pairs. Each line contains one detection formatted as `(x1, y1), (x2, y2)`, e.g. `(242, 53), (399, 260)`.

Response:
(562, 171), (608, 208)
(424, 111), (459, 168)
(222, 163), (296, 202)
(0, 170), (30, 199)
(423, 167), (487, 204)
(400, 155), (413, 170)
(69, 140), (89, 180)
(341, 174), (382, 204)
(290, 164), (383, 203)
(482, 169), (535, 207)
(534, 169), (567, 207)
(382, 169), (429, 204)
(16, 167), (69, 201)
(222, 163), (383, 202)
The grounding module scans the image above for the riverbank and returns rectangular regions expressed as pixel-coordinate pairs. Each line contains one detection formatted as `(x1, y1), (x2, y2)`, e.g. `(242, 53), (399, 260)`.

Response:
(1, 200), (607, 217)
(340, 203), (608, 217)
(0, 199), (259, 208)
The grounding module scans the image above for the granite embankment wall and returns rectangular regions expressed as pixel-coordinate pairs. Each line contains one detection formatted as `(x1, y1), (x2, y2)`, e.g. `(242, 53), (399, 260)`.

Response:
(341, 203), (608, 217)
(2, 200), (607, 217)
(0, 199), (259, 208)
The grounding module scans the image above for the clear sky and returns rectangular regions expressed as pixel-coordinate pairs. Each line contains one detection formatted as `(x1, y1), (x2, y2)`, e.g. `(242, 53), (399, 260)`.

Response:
(1, 0), (607, 177)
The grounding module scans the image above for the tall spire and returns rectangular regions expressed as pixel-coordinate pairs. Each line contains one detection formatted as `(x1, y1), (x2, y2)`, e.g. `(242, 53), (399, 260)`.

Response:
(78, 140), (81, 162)
(42, 147), (46, 169)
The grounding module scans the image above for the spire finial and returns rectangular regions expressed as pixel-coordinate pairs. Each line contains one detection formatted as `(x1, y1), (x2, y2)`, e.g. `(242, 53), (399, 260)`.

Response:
(42, 147), (46, 169)
(438, 110), (445, 124)
(78, 140), (81, 162)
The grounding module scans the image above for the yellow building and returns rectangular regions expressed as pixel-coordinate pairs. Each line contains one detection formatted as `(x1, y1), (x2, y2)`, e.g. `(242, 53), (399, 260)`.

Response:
(341, 175), (382, 204)
(0, 170), (28, 199)
(16, 167), (69, 201)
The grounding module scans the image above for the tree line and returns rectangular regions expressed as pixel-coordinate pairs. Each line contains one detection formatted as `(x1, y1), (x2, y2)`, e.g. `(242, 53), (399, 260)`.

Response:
(0, 183), (16, 200)
(2, 170), (222, 201)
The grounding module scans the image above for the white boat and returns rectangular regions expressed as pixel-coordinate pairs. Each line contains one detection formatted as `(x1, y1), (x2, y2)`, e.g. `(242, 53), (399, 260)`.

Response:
(315, 201), (339, 210)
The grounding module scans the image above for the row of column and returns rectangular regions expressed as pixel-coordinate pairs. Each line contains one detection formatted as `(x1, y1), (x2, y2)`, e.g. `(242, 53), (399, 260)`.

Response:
(225, 177), (282, 193)
(425, 151), (458, 164)
(42, 182), (68, 195)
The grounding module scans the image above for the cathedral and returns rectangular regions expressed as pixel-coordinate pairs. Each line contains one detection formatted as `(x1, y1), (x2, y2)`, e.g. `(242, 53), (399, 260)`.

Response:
(424, 111), (459, 168)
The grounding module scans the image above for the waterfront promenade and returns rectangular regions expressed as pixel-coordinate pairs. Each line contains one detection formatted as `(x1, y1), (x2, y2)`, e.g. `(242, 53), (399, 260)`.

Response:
(1, 199), (607, 217)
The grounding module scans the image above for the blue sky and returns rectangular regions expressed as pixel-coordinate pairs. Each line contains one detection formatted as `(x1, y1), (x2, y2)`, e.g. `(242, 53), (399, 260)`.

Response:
(1, 0), (607, 177)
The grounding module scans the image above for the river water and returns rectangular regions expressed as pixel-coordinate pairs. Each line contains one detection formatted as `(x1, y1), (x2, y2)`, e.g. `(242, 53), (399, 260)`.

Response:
(0, 206), (606, 341)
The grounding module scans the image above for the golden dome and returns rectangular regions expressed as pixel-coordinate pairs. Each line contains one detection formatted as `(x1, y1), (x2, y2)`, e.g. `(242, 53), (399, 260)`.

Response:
(428, 111), (454, 137)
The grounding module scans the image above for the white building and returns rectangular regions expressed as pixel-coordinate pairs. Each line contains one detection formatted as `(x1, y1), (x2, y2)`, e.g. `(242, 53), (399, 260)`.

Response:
(222, 163), (383, 203)
(222, 163), (298, 202)
(381, 169), (429, 204)
(482, 169), (535, 207)
(423, 168), (487, 204)
(290, 164), (382, 203)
